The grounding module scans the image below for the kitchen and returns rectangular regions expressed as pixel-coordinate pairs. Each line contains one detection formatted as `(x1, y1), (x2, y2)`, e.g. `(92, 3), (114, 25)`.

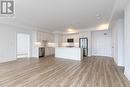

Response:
(34, 31), (91, 61)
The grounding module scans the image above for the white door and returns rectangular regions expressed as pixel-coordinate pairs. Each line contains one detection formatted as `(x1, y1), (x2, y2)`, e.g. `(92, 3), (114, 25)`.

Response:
(17, 33), (30, 58)
(92, 31), (112, 57)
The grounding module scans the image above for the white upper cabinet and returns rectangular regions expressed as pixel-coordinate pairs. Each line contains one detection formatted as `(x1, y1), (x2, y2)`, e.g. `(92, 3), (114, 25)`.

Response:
(42, 33), (47, 41)
(73, 33), (79, 43)
(62, 33), (80, 43)
(36, 31), (42, 42)
(36, 31), (54, 43)
(79, 32), (88, 38)
(62, 35), (67, 43)
(47, 34), (54, 43)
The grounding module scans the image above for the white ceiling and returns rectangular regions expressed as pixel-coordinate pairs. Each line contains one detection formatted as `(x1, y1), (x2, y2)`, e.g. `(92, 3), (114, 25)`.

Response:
(6, 0), (117, 32)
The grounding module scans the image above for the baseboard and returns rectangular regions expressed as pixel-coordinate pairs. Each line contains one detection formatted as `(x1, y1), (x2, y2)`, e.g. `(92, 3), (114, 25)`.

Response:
(117, 66), (125, 74)
(125, 71), (130, 81)
(55, 56), (81, 61)
(88, 55), (91, 57)
(0, 58), (16, 63)
(45, 55), (55, 57)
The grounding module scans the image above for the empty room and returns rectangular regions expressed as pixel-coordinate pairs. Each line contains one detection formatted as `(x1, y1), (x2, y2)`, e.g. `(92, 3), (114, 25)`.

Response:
(0, 0), (130, 87)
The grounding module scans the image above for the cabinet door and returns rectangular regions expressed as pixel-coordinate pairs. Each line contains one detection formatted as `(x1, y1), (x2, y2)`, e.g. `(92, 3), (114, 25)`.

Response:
(47, 34), (53, 42)
(43, 33), (47, 41)
(37, 32), (47, 42)
(41, 33), (44, 41)
(62, 35), (66, 43)
(45, 48), (55, 56)
(75, 34), (80, 43)
(49, 34), (54, 43)
(37, 32), (42, 42)
(51, 34), (54, 43)
(45, 48), (49, 56)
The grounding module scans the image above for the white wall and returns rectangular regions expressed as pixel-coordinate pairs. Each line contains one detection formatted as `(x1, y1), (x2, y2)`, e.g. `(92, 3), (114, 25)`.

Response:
(111, 19), (124, 66)
(0, 23), (36, 63)
(0, 26), (16, 62)
(124, 1), (130, 80)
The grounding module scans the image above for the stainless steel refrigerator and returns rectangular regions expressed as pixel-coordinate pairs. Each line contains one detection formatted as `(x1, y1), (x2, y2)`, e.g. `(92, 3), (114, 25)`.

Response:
(79, 38), (88, 57)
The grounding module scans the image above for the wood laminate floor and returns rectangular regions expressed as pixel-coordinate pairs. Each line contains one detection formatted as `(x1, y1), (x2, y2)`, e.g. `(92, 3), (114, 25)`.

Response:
(0, 56), (129, 87)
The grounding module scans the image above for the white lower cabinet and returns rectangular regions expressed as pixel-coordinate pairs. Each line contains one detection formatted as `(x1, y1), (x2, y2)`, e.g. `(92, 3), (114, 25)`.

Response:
(45, 47), (55, 56)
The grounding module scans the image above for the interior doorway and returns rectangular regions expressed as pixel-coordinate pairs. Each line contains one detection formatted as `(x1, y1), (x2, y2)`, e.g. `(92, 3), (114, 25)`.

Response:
(17, 33), (30, 58)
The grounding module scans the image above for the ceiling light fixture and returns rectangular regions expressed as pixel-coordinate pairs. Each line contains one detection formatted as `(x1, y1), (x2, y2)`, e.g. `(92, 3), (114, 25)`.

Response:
(67, 28), (77, 34)
(98, 24), (109, 30)
(67, 24), (78, 34)
(68, 28), (73, 32)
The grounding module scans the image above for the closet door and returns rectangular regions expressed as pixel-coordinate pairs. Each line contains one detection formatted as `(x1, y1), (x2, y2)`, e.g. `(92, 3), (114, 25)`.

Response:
(92, 31), (112, 57)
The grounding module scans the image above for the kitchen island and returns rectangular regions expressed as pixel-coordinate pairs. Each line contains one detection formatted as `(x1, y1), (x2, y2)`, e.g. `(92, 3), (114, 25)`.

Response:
(55, 47), (83, 61)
